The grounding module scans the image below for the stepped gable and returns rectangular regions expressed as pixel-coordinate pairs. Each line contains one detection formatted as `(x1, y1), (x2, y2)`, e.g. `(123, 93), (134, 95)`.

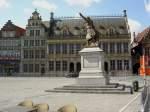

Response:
(0, 20), (26, 37)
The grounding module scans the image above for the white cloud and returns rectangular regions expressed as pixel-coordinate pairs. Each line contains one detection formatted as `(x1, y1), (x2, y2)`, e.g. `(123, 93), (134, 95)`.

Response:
(144, 0), (150, 13)
(0, 0), (10, 8)
(128, 18), (142, 43)
(128, 18), (142, 34)
(32, 0), (57, 12)
(65, 0), (102, 7)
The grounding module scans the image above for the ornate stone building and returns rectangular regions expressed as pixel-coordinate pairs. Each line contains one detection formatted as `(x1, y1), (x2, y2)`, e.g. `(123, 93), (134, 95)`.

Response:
(20, 10), (48, 76)
(0, 20), (25, 75)
(20, 10), (132, 76)
(44, 10), (132, 76)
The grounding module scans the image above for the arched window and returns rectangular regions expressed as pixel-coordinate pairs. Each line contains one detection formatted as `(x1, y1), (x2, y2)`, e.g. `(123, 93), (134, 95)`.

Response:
(107, 26), (116, 35)
(99, 25), (105, 35)
(74, 26), (80, 35)
(119, 26), (125, 34)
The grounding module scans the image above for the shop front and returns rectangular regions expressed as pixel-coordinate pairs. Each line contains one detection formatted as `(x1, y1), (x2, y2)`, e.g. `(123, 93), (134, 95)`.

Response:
(0, 60), (20, 75)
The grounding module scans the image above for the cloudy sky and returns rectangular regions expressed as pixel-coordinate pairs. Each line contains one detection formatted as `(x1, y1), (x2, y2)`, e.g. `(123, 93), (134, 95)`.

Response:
(0, 0), (150, 35)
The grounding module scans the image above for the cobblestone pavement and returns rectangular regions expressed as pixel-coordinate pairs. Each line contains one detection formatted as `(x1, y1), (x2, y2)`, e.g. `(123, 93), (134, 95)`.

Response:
(0, 77), (145, 112)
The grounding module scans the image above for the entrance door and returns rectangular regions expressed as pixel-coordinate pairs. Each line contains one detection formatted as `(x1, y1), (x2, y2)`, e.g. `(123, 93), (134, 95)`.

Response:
(69, 62), (74, 72)
(76, 62), (81, 73)
(104, 62), (109, 74)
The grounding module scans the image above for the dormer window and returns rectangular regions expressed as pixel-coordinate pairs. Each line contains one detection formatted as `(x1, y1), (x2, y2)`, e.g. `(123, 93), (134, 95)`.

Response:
(74, 26), (80, 35)
(99, 25), (105, 35)
(119, 26), (125, 34)
(99, 25), (105, 30)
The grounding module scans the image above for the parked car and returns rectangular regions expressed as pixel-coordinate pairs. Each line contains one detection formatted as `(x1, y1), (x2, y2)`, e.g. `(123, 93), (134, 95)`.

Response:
(65, 72), (79, 78)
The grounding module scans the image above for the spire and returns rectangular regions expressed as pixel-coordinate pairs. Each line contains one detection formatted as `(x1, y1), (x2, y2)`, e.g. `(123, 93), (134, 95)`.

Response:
(50, 12), (54, 20)
(123, 10), (127, 17)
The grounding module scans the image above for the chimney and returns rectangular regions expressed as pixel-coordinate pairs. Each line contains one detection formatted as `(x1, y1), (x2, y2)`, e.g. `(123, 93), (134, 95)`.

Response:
(49, 12), (54, 37)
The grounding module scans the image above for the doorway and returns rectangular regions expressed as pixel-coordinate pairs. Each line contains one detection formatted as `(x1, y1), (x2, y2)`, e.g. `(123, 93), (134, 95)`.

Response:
(69, 62), (74, 72)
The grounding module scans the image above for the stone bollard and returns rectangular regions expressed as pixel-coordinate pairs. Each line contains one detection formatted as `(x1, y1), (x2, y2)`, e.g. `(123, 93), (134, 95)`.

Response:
(34, 103), (49, 112)
(18, 100), (34, 108)
(57, 104), (77, 112)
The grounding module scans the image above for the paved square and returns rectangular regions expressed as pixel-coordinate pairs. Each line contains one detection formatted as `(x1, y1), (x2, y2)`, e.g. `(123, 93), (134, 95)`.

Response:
(0, 77), (142, 112)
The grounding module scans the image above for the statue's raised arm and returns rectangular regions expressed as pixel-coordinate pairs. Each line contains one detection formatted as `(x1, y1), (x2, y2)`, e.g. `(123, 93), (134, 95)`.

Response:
(79, 13), (88, 22)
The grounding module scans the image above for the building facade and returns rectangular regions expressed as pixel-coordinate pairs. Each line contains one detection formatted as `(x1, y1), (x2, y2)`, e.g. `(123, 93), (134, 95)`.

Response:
(44, 10), (132, 76)
(0, 20), (25, 75)
(20, 10), (48, 76)
(14, 10), (132, 77)
(131, 27), (150, 75)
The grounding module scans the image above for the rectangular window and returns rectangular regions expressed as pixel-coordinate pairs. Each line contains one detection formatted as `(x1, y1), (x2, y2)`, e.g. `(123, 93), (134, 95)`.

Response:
(35, 50), (40, 59)
(62, 44), (67, 54)
(24, 50), (28, 59)
(29, 64), (33, 73)
(41, 50), (45, 58)
(49, 61), (54, 71)
(110, 43), (115, 53)
(110, 60), (115, 70)
(76, 44), (81, 54)
(29, 50), (34, 59)
(117, 43), (122, 54)
(123, 43), (129, 53)
(30, 30), (34, 36)
(56, 61), (61, 71)
(35, 64), (40, 72)
(117, 60), (122, 70)
(2, 31), (15, 37)
(56, 44), (61, 54)
(35, 30), (40, 36)
(148, 60), (150, 66)
(124, 60), (129, 70)
(35, 40), (40, 46)
(23, 64), (28, 72)
(145, 48), (150, 56)
(103, 43), (108, 53)
(69, 44), (74, 54)
(62, 61), (67, 71)
(30, 40), (34, 46)
(48, 44), (54, 54)
(41, 40), (45, 46)
(24, 40), (28, 46)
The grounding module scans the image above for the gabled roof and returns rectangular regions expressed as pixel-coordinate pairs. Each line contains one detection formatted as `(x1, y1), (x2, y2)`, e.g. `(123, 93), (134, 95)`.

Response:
(1, 20), (25, 31)
(42, 15), (129, 36)
(0, 20), (26, 37)
(135, 26), (150, 43)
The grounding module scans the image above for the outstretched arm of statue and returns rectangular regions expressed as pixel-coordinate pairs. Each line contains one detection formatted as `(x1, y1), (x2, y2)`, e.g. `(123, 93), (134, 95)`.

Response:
(79, 13), (88, 22)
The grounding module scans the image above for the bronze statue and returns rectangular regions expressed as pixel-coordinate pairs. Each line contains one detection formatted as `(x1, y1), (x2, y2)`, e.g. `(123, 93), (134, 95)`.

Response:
(79, 13), (98, 47)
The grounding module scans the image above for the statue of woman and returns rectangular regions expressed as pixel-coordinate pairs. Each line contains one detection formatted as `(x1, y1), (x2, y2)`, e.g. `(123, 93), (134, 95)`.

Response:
(79, 13), (98, 47)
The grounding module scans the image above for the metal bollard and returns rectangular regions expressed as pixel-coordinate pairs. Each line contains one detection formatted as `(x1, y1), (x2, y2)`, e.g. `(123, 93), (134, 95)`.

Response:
(133, 80), (139, 92)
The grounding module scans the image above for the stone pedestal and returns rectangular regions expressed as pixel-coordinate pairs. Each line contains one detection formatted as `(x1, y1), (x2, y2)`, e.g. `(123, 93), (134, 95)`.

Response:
(77, 47), (108, 85)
